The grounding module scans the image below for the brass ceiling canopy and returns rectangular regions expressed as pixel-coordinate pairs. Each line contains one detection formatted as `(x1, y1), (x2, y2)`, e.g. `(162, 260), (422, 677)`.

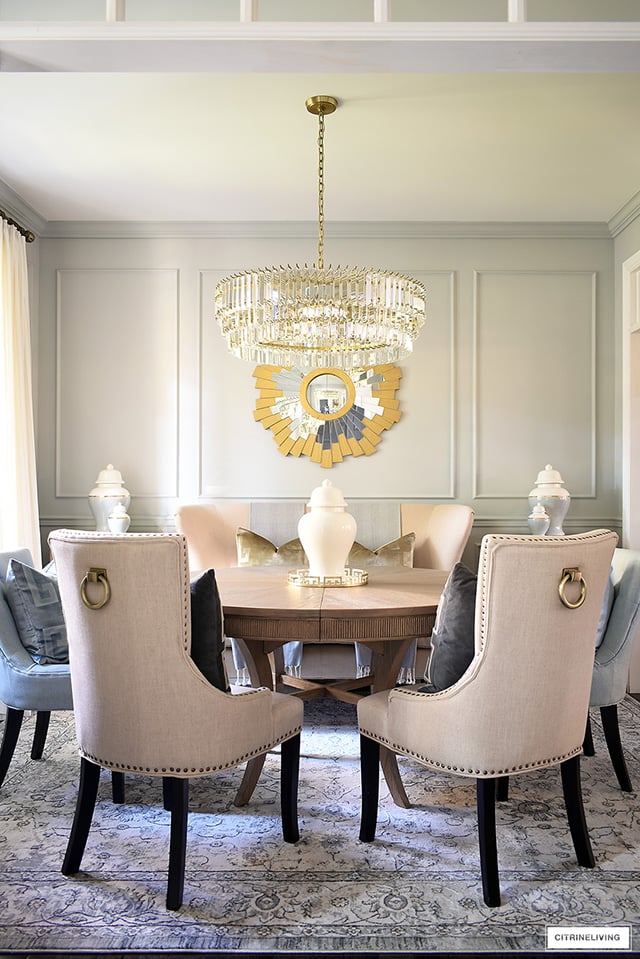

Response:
(214, 94), (426, 371)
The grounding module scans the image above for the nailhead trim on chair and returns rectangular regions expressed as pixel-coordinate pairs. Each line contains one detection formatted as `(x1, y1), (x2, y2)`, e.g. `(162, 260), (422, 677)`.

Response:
(79, 723), (303, 777)
(54, 532), (305, 777)
(361, 531), (613, 779)
(358, 727), (582, 778)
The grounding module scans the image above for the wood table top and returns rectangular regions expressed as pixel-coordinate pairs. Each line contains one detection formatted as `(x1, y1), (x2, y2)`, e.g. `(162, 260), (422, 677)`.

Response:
(215, 566), (447, 644)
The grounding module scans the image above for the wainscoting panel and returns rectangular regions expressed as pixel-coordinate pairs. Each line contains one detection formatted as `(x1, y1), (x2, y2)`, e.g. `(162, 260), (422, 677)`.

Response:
(55, 268), (179, 499)
(473, 270), (596, 499)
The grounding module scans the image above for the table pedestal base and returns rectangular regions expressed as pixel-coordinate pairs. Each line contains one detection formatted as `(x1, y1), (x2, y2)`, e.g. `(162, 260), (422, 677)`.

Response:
(232, 634), (413, 810)
(277, 674), (372, 704)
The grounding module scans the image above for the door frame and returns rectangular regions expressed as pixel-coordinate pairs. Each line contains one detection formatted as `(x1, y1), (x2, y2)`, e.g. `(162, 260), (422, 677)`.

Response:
(622, 248), (640, 692)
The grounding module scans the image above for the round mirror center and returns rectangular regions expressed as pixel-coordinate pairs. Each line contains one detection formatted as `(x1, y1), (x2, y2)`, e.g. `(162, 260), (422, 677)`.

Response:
(299, 368), (356, 421)
(307, 373), (348, 415)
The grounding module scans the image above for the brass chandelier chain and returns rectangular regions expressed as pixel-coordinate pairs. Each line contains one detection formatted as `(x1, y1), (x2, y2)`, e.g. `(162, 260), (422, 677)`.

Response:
(317, 109), (325, 270)
(305, 94), (337, 271)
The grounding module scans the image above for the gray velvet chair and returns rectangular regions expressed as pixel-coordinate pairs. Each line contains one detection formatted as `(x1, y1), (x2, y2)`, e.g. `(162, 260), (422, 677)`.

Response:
(358, 530), (617, 907)
(0, 548), (73, 789)
(582, 547), (640, 792)
(49, 530), (303, 911)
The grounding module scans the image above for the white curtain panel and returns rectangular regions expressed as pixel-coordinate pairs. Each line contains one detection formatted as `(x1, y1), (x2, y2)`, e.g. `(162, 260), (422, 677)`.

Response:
(0, 220), (41, 565)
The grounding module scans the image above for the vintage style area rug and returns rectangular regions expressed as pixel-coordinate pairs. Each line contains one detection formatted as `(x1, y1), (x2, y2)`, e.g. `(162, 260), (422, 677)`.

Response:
(0, 696), (639, 955)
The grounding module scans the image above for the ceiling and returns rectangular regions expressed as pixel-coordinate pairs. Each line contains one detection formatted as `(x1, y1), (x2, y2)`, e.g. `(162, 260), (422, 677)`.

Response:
(1, 15), (640, 230)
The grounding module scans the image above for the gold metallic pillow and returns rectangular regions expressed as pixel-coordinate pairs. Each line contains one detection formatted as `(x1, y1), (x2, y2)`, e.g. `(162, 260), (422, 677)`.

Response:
(348, 533), (416, 568)
(236, 528), (307, 567)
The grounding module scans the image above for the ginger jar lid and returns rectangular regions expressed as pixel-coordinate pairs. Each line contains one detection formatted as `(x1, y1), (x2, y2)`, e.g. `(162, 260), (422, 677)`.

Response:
(534, 464), (565, 486)
(529, 503), (549, 519)
(94, 464), (125, 487)
(89, 464), (129, 498)
(307, 479), (348, 509)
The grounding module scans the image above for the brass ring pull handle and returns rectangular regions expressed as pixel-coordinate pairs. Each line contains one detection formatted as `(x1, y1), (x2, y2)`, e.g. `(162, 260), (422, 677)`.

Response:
(81, 567), (111, 610)
(558, 567), (587, 609)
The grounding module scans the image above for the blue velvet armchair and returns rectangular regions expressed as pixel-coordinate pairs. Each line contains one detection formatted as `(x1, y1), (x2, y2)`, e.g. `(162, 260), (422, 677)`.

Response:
(0, 548), (72, 788)
(583, 547), (640, 792)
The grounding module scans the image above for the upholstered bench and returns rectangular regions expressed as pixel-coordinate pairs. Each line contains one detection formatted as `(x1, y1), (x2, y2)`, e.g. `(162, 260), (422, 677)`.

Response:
(175, 500), (474, 686)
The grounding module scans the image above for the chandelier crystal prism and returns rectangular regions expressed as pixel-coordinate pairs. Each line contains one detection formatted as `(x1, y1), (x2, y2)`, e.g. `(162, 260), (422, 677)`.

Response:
(215, 95), (426, 371)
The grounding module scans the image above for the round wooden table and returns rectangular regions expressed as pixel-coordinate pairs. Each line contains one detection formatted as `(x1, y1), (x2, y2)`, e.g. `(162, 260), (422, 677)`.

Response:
(215, 565), (446, 808)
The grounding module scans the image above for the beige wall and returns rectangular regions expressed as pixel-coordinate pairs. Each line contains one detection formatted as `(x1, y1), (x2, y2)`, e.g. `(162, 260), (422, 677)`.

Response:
(36, 226), (620, 569)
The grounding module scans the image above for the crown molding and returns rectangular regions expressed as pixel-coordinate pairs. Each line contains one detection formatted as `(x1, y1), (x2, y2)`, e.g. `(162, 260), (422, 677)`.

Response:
(0, 178), (47, 237)
(41, 219), (612, 241)
(608, 190), (640, 238)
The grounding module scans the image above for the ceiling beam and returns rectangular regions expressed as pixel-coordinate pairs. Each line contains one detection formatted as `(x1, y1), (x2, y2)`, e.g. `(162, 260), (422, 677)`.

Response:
(1, 21), (639, 73)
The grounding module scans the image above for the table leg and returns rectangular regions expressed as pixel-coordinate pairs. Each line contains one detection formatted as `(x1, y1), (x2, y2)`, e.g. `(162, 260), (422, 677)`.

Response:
(231, 638), (275, 806)
(369, 638), (412, 809)
(234, 754), (267, 807)
(234, 638), (274, 690)
(380, 747), (410, 808)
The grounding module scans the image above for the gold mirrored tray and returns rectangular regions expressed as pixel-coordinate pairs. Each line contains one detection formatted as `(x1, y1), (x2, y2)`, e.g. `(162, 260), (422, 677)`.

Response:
(288, 568), (369, 588)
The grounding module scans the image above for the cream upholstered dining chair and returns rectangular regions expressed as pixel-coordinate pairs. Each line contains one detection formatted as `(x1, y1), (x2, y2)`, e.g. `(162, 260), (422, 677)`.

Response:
(49, 530), (303, 911)
(355, 503), (476, 683)
(357, 529), (618, 907)
(582, 547), (640, 792)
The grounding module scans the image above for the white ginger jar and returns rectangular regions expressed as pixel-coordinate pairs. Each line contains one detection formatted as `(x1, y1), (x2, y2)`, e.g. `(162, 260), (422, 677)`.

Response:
(298, 479), (357, 579)
(528, 464), (570, 537)
(88, 464), (131, 532)
(108, 503), (131, 533)
(527, 503), (550, 536)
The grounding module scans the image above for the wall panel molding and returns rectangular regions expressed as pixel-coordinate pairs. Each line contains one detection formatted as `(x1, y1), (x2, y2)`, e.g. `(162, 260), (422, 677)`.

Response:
(55, 267), (180, 500)
(472, 269), (597, 499)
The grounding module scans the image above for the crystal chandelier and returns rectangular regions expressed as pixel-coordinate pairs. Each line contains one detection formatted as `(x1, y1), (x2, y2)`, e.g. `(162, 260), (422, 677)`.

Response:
(215, 95), (426, 371)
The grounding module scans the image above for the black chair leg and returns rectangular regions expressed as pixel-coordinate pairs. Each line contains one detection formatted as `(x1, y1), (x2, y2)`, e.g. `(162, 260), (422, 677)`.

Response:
(62, 757), (101, 875)
(600, 704), (632, 792)
(31, 710), (51, 760)
(280, 732), (300, 844)
(111, 771), (126, 804)
(560, 755), (595, 868)
(583, 712), (595, 756)
(0, 707), (24, 788)
(162, 776), (173, 811)
(166, 777), (189, 911)
(477, 778), (501, 907)
(496, 776), (509, 801)
(359, 734), (380, 843)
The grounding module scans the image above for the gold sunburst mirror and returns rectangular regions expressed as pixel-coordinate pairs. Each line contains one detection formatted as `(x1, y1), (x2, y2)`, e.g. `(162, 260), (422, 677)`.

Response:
(253, 364), (402, 468)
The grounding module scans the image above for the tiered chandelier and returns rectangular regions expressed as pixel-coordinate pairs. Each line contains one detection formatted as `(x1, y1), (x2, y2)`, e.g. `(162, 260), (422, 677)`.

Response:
(215, 95), (426, 371)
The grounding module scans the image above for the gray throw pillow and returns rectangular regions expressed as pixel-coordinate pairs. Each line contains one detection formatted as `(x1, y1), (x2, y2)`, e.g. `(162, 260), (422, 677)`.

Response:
(420, 562), (477, 692)
(190, 569), (230, 692)
(5, 559), (69, 665)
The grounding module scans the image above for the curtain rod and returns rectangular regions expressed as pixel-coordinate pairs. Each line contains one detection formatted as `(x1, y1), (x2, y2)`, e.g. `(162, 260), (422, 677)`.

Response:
(0, 209), (35, 243)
